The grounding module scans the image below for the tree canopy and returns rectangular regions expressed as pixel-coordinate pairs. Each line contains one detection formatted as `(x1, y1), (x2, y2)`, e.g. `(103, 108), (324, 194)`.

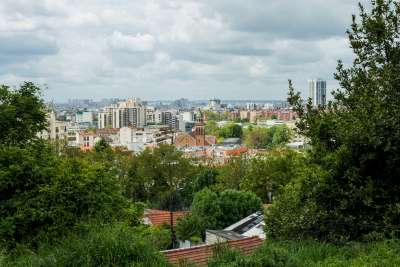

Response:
(267, 0), (400, 241)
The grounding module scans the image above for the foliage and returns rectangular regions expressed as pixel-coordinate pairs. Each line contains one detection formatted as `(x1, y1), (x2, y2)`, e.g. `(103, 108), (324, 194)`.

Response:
(240, 149), (306, 203)
(138, 224), (172, 250)
(191, 167), (219, 194)
(191, 188), (222, 230)
(204, 111), (230, 121)
(0, 82), (48, 145)
(93, 137), (110, 152)
(216, 156), (249, 190)
(191, 188), (261, 230)
(219, 123), (243, 139)
(271, 0), (400, 241)
(218, 190), (262, 227)
(122, 145), (195, 210)
(244, 125), (291, 149)
(207, 239), (400, 267)
(0, 142), (138, 249)
(1, 223), (171, 267)
(175, 214), (203, 242)
(205, 120), (220, 137)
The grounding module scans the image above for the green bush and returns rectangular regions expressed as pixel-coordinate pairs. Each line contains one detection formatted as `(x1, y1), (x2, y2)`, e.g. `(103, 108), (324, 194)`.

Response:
(2, 223), (171, 267)
(207, 240), (400, 267)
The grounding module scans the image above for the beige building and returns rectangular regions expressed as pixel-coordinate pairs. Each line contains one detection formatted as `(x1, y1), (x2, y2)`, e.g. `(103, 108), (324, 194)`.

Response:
(38, 111), (69, 142)
(98, 98), (146, 129)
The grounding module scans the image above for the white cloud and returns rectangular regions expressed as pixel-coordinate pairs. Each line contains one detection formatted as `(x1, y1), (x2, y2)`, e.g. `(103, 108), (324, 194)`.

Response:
(0, 0), (365, 100)
(109, 31), (155, 52)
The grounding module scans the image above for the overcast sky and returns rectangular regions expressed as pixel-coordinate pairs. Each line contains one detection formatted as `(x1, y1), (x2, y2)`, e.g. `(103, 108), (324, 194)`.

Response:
(0, 0), (368, 101)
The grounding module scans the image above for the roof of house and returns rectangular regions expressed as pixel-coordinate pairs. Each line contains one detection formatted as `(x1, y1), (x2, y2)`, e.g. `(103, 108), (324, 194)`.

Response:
(143, 209), (190, 227)
(162, 236), (263, 266)
(224, 211), (265, 239)
(223, 146), (248, 156)
(220, 138), (241, 145)
(96, 128), (120, 135)
(206, 230), (244, 241)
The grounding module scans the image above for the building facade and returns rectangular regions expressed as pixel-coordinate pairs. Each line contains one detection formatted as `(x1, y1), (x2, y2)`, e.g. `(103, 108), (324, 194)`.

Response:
(98, 98), (146, 129)
(308, 79), (327, 107)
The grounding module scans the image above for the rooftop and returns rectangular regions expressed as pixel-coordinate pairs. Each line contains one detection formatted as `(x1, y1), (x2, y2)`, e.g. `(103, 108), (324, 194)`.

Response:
(143, 209), (190, 227)
(162, 236), (263, 267)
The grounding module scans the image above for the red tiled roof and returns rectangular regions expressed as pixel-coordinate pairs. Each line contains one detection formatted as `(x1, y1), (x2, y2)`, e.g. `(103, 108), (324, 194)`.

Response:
(162, 236), (263, 266)
(224, 147), (248, 156)
(145, 209), (190, 227)
(97, 128), (120, 135)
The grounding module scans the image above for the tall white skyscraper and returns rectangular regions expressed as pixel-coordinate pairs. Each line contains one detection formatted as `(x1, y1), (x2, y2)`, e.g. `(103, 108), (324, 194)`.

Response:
(308, 79), (327, 107)
(98, 98), (146, 129)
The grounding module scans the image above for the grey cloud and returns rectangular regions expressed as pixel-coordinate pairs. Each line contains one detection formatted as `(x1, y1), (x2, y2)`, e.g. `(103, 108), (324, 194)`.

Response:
(0, 0), (364, 101)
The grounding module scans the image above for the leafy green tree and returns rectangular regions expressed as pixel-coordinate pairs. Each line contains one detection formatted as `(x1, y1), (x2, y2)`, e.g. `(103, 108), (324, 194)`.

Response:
(218, 190), (262, 228)
(191, 188), (222, 230)
(216, 156), (249, 190)
(205, 120), (220, 137)
(219, 123), (243, 139)
(240, 149), (304, 203)
(192, 167), (219, 194)
(0, 82), (47, 145)
(244, 126), (291, 149)
(124, 145), (194, 210)
(175, 214), (203, 242)
(268, 0), (400, 241)
(191, 188), (261, 231)
(272, 126), (292, 147)
(94, 137), (110, 152)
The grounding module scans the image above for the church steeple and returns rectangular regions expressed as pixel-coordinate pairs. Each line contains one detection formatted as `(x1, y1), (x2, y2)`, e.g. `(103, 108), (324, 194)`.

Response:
(194, 109), (205, 145)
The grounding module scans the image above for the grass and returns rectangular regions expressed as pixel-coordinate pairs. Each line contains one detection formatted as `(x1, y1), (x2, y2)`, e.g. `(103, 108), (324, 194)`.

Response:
(208, 239), (400, 267)
(2, 227), (399, 267)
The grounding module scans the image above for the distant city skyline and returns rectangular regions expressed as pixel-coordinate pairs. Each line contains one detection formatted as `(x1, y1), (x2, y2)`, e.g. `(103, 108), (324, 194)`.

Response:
(0, 1), (368, 101)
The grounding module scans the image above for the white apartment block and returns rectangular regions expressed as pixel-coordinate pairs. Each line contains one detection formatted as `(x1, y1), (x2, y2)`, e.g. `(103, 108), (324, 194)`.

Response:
(98, 98), (146, 129)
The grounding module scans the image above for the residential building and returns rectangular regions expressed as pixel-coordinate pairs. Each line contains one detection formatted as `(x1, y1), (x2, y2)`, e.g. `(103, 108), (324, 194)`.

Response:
(77, 131), (98, 151)
(208, 98), (222, 111)
(98, 98), (146, 129)
(119, 126), (173, 152)
(75, 110), (94, 125)
(38, 111), (69, 142)
(308, 79), (327, 107)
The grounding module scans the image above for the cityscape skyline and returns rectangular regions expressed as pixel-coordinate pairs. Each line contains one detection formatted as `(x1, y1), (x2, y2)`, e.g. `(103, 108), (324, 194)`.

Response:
(0, 0), (368, 101)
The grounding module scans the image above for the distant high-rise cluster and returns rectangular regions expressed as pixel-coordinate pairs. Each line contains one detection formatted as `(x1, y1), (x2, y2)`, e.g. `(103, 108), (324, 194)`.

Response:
(308, 79), (326, 107)
(98, 98), (146, 129)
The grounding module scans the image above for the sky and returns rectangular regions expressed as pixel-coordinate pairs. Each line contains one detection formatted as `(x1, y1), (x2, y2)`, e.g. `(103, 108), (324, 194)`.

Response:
(0, 0), (368, 101)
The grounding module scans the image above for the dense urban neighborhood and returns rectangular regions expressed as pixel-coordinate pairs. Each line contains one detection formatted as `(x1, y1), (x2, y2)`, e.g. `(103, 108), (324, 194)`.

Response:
(1, 0), (400, 266)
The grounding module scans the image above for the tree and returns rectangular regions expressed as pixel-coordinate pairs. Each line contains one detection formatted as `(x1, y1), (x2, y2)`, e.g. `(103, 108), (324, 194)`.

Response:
(0, 145), (137, 249)
(241, 148), (304, 203)
(0, 82), (47, 145)
(191, 188), (222, 230)
(268, 0), (400, 241)
(94, 138), (110, 152)
(218, 190), (262, 228)
(191, 188), (261, 231)
(205, 120), (219, 137)
(244, 126), (291, 149)
(192, 167), (219, 194)
(216, 156), (248, 190)
(124, 145), (194, 210)
(219, 123), (243, 139)
(175, 214), (203, 243)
